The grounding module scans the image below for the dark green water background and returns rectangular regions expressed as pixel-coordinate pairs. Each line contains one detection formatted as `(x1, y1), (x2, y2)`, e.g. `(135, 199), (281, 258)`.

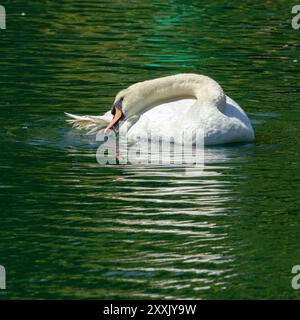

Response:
(0, 0), (300, 299)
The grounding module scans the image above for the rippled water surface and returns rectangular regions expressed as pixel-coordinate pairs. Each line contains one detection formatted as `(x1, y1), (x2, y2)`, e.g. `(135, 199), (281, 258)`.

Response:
(1, 1), (300, 299)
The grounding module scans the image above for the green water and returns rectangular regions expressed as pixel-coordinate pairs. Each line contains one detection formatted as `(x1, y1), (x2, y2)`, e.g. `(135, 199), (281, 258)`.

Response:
(1, 0), (300, 299)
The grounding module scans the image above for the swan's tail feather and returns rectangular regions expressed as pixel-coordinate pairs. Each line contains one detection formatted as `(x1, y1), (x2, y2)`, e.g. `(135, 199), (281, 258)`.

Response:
(65, 112), (110, 134)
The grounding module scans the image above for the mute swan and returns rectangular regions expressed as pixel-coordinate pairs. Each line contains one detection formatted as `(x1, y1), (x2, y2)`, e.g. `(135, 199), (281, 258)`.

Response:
(65, 74), (254, 145)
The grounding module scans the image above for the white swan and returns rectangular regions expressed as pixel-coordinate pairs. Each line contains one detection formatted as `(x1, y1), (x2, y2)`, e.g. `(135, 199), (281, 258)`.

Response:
(65, 74), (254, 145)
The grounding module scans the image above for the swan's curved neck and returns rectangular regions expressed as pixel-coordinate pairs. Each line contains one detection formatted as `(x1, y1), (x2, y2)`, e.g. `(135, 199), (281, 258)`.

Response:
(125, 74), (226, 117)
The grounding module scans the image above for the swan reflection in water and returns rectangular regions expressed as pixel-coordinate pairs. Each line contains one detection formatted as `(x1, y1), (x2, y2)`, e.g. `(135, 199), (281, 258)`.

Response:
(63, 139), (252, 298)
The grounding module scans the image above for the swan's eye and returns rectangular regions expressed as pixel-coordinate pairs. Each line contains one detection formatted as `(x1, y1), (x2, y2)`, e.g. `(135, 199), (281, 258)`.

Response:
(111, 97), (124, 115)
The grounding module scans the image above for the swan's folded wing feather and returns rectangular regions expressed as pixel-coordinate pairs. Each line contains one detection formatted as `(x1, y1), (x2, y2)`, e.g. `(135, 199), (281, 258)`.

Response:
(64, 112), (112, 133)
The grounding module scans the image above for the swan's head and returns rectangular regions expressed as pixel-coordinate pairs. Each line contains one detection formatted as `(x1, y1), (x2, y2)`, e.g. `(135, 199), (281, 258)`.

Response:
(105, 84), (145, 131)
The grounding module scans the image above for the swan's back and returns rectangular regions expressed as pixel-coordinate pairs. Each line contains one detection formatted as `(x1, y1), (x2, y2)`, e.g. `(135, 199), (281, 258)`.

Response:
(128, 96), (254, 145)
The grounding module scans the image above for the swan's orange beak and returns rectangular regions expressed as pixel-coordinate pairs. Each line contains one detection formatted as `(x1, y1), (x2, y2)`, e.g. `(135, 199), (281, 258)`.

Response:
(105, 107), (123, 132)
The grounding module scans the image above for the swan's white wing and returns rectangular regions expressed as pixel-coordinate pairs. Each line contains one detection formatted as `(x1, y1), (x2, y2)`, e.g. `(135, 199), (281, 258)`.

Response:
(65, 112), (113, 135)
(202, 96), (255, 144)
(127, 96), (254, 145)
(128, 98), (196, 142)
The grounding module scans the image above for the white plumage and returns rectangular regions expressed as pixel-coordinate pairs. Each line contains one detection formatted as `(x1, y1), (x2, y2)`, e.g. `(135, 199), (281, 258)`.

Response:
(66, 74), (254, 145)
